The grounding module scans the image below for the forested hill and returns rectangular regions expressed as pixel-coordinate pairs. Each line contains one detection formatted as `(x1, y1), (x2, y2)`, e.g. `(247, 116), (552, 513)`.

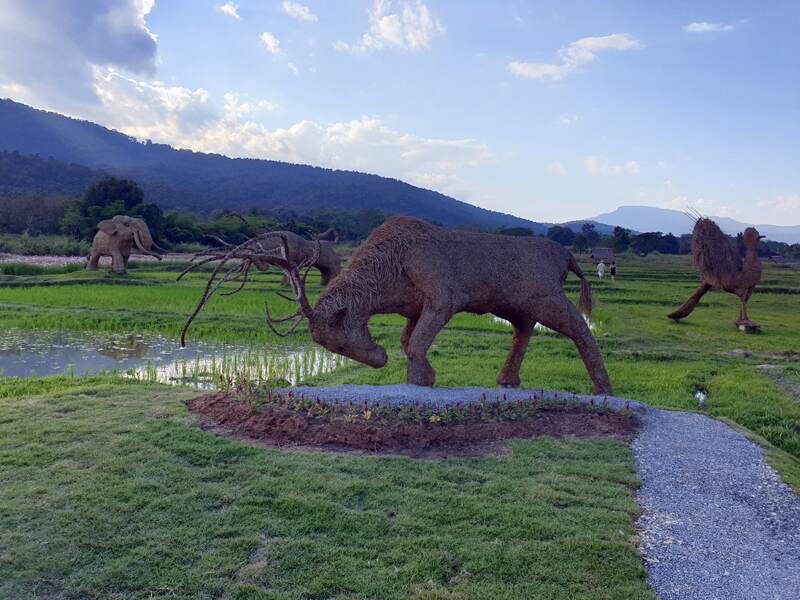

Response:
(0, 99), (546, 231)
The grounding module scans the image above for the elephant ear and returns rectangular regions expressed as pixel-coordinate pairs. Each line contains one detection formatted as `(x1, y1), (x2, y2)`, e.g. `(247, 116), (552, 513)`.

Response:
(97, 219), (119, 235)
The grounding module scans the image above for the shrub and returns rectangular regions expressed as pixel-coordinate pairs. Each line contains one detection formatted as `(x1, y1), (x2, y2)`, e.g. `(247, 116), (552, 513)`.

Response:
(0, 234), (90, 256)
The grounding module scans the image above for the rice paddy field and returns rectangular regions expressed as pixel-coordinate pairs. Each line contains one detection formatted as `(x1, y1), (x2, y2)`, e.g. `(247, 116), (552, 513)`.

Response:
(1, 253), (799, 599)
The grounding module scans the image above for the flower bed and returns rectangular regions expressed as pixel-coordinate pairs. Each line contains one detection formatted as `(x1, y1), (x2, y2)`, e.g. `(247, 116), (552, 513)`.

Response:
(189, 385), (635, 457)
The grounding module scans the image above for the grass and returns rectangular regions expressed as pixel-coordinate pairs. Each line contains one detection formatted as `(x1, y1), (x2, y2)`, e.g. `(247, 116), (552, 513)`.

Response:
(0, 261), (86, 276)
(0, 377), (653, 599)
(1, 253), (799, 597)
(0, 257), (799, 456)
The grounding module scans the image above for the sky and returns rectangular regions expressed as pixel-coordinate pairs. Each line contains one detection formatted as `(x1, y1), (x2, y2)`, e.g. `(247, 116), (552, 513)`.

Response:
(1, 0), (798, 225)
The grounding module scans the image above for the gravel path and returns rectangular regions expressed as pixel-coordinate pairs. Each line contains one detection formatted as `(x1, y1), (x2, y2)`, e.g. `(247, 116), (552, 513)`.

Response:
(633, 409), (800, 600)
(288, 384), (800, 599)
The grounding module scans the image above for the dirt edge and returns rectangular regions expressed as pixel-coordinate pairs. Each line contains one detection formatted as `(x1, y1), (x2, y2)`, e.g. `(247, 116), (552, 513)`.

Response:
(188, 393), (637, 459)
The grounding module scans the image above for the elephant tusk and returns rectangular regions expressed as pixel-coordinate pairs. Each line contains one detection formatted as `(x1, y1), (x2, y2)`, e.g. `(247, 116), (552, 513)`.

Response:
(133, 230), (163, 260)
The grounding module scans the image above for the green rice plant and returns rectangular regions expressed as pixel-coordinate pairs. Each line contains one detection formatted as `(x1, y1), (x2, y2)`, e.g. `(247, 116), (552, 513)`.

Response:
(0, 252), (799, 461)
(0, 262), (86, 276)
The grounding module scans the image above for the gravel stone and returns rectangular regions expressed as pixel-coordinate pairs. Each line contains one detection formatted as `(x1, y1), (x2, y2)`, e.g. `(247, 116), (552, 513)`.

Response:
(288, 383), (645, 412)
(633, 409), (800, 600)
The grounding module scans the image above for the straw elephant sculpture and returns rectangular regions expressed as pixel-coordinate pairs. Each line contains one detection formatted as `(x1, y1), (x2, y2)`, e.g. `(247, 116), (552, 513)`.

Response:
(87, 215), (165, 275)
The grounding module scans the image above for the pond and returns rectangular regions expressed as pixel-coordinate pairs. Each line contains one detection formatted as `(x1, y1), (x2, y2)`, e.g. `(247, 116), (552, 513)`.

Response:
(0, 329), (349, 387)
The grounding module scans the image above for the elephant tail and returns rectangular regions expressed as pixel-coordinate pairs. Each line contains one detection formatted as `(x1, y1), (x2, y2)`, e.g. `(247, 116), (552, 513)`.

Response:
(568, 255), (592, 318)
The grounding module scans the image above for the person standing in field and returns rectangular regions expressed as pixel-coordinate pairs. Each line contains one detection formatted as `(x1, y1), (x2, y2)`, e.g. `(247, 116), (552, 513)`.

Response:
(610, 261), (617, 281)
(597, 260), (606, 279)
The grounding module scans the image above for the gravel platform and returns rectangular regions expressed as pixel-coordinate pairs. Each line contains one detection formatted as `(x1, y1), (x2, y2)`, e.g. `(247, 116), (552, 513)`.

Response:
(286, 384), (800, 599)
(288, 383), (648, 412)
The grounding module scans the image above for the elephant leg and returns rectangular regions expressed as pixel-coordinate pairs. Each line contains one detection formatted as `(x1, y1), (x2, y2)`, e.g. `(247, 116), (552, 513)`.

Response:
(86, 253), (100, 270)
(536, 294), (612, 395)
(405, 303), (451, 387)
(111, 252), (126, 274)
(319, 268), (331, 286)
(400, 315), (419, 357)
(667, 283), (711, 321)
(123, 255), (130, 270)
(496, 318), (533, 388)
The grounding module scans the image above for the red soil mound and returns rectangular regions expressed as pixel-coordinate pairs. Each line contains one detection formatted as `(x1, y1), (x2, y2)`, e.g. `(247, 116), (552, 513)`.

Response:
(188, 394), (636, 458)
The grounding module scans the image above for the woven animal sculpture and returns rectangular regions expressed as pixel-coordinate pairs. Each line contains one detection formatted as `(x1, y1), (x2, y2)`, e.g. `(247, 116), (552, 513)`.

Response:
(668, 217), (764, 328)
(205, 229), (341, 285)
(182, 216), (612, 394)
(87, 215), (165, 274)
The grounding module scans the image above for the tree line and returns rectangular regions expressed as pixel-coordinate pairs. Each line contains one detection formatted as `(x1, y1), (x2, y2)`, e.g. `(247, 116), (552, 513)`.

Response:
(1, 177), (387, 249)
(1, 175), (799, 259)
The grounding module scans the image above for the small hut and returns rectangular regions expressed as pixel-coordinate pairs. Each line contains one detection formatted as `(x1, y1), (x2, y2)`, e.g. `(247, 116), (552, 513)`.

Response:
(589, 247), (615, 264)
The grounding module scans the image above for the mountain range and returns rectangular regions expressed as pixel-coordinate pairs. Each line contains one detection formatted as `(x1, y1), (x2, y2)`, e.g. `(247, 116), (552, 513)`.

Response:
(590, 206), (800, 244)
(1, 99), (798, 243)
(0, 98), (549, 233)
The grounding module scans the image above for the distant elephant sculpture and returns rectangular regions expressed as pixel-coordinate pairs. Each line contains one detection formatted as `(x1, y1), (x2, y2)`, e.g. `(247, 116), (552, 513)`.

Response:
(87, 215), (165, 274)
(257, 230), (342, 285)
(182, 216), (612, 394)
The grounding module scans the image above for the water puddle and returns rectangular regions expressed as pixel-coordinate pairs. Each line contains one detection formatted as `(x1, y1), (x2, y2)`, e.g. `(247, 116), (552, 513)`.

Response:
(492, 315), (597, 333)
(0, 329), (349, 388)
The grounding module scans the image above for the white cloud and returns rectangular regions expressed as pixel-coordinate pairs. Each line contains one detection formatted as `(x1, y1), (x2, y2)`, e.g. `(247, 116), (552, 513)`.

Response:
(91, 68), (216, 141)
(508, 33), (643, 81)
(0, 0), (486, 201)
(663, 195), (689, 210)
(546, 162), (568, 176)
(222, 92), (276, 117)
(86, 69), (491, 197)
(405, 172), (471, 198)
(683, 22), (734, 33)
(757, 195), (800, 213)
(281, 1), (318, 23)
(557, 114), (579, 126)
(584, 155), (640, 175)
(259, 32), (282, 55)
(287, 62), (299, 75)
(0, 0), (157, 110)
(662, 196), (737, 219)
(335, 0), (444, 53)
(216, 2), (241, 20)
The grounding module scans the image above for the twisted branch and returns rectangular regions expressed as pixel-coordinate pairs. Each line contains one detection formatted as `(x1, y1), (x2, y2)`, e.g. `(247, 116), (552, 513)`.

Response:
(178, 233), (317, 345)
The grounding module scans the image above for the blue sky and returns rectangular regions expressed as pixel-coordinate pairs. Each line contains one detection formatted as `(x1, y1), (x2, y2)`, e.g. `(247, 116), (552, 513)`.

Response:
(1, 0), (798, 224)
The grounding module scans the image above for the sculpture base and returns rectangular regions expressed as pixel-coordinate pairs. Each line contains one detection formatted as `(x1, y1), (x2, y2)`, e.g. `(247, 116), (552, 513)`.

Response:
(736, 319), (761, 331)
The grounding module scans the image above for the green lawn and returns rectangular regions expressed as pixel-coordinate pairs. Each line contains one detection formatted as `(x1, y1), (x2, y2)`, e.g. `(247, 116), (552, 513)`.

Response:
(1, 254), (798, 455)
(0, 378), (652, 599)
(1, 253), (799, 598)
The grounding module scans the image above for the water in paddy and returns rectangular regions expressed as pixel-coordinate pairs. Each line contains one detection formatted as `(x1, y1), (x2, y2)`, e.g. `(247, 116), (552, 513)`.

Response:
(0, 329), (349, 387)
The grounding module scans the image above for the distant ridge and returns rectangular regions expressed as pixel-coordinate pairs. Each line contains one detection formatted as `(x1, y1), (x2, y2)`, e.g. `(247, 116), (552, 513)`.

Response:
(590, 205), (800, 244)
(0, 98), (548, 232)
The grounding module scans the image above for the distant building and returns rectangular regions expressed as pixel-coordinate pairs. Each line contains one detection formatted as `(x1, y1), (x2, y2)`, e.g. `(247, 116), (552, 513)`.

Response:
(589, 248), (615, 263)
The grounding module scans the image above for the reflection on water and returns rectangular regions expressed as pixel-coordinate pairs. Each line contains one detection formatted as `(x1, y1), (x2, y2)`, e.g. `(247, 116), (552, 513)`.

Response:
(96, 334), (148, 360)
(0, 329), (348, 387)
(492, 315), (597, 332)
